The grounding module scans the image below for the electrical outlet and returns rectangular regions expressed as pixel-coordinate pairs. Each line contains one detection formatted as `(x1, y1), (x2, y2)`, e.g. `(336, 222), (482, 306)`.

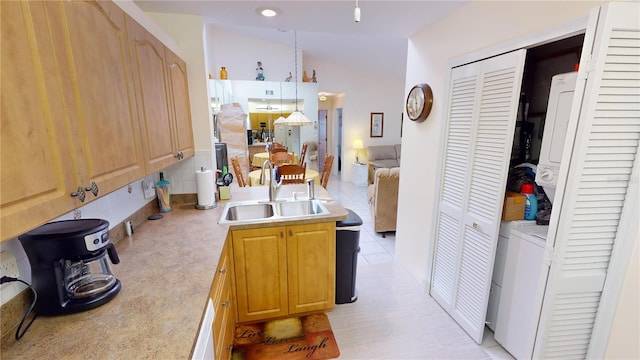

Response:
(142, 179), (155, 199)
(1, 251), (19, 279)
(74, 209), (82, 219)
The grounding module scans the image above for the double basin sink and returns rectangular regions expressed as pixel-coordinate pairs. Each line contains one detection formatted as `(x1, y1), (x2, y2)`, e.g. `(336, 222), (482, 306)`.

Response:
(218, 198), (329, 224)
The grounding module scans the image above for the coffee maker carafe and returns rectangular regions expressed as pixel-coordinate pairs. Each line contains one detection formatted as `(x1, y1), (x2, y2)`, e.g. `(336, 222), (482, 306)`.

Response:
(19, 219), (121, 316)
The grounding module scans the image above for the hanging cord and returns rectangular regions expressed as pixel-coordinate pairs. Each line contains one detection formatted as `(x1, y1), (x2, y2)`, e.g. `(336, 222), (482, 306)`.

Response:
(1, 276), (38, 340)
(294, 30), (299, 112)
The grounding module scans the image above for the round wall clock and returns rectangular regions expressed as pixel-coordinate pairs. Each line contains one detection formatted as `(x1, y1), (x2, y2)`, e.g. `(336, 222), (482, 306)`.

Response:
(406, 83), (433, 122)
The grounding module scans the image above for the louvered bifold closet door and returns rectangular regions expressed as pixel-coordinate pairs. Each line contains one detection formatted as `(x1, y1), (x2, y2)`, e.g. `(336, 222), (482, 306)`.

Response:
(533, 3), (640, 359)
(431, 49), (526, 343)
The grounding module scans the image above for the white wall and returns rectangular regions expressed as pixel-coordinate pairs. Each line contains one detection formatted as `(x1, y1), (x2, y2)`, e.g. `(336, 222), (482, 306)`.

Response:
(205, 26), (300, 83)
(604, 231), (640, 359)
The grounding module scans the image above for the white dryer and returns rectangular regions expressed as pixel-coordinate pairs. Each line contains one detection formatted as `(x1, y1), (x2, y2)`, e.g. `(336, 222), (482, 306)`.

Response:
(494, 225), (550, 359)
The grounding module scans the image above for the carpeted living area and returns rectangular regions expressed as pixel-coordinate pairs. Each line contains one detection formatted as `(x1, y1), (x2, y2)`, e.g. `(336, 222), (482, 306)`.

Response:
(232, 314), (340, 360)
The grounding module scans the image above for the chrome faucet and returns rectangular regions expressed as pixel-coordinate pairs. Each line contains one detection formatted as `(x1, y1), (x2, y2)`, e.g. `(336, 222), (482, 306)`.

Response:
(306, 178), (315, 200)
(261, 160), (283, 202)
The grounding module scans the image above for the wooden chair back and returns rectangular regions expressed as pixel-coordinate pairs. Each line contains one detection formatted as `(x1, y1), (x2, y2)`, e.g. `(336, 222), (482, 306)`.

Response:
(320, 155), (334, 189)
(270, 151), (295, 166)
(271, 142), (286, 150)
(277, 163), (307, 184)
(299, 143), (308, 166)
(230, 156), (246, 187)
(269, 147), (288, 155)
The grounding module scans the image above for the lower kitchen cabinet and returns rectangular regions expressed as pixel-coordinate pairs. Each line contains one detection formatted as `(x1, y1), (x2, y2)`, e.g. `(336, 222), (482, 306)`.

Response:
(210, 239), (235, 360)
(231, 222), (336, 323)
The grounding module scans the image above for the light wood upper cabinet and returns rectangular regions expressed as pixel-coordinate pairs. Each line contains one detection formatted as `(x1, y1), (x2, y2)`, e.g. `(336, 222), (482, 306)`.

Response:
(231, 222), (336, 323)
(1, 0), (196, 241)
(165, 48), (195, 161)
(0, 1), (79, 241)
(127, 16), (176, 173)
(47, 0), (146, 196)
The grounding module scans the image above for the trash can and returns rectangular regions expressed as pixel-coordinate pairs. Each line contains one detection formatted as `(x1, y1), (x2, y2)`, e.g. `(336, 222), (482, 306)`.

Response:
(335, 209), (363, 304)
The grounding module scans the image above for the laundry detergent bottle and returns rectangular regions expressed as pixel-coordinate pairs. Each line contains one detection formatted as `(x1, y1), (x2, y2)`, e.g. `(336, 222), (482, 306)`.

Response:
(521, 183), (538, 220)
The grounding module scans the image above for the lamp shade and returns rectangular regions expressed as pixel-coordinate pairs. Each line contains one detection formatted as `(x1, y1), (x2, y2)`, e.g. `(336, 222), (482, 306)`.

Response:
(353, 139), (364, 150)
(274, 111), (313, 126)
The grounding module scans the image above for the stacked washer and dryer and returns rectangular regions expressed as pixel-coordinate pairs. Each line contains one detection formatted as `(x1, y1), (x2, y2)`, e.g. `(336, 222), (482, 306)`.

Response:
(489, 71), (577, 359)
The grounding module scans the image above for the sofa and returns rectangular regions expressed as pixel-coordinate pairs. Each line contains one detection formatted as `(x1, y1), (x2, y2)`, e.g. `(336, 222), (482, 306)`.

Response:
(367, 167), (400, 233)
(367, 144), (401, 184)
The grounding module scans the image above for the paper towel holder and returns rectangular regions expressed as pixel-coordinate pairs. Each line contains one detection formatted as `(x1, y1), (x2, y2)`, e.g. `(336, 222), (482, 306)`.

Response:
(195, 166), (217, 210)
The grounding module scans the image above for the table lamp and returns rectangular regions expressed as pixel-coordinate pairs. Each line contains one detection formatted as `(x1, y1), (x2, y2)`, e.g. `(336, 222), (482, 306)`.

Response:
(353, 139), (364, 164)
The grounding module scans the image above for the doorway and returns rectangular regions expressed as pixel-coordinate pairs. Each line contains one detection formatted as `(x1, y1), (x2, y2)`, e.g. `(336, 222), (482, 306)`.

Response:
(336, 108), (342, 172)
(318, 109), (327, 171)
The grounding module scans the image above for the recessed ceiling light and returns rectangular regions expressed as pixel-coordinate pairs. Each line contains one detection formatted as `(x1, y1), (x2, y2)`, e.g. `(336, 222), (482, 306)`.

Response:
(256, 7), (278, 17)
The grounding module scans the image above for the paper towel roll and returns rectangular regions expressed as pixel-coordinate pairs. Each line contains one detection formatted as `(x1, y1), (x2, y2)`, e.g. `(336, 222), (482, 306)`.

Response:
(195, 169), (216, 209)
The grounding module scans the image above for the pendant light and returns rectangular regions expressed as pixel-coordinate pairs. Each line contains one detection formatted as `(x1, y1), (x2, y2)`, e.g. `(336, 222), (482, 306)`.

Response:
(274, 30), (313, 127)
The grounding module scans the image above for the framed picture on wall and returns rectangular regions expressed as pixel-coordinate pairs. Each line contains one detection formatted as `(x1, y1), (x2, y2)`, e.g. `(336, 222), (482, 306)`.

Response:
(370, 112), (383, 137)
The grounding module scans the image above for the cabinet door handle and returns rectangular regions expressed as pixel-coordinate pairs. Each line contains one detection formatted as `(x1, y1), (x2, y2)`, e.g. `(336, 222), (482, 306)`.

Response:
(219, 268), (226, 274)
(226, 345), (233, 351)
(84, 181), (99, 197)
(70, 187), (86, 202)
(289, 230), (293, 236)
(222, 301), (229, 307)
(280, 231), (284, 238)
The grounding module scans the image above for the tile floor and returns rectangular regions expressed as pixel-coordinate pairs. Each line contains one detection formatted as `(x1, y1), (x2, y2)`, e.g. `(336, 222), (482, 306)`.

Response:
(322, 172), (514, 360)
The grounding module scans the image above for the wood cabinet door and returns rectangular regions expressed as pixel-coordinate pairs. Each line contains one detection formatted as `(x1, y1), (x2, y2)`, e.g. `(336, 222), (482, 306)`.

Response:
(47, 0), (145, 198)
(232, 227), (288, 323)
(287, 222), (336, 314)
(165, 47), (194, 160)
(0, 1), (78, 241)
(127, 16), (176, 173)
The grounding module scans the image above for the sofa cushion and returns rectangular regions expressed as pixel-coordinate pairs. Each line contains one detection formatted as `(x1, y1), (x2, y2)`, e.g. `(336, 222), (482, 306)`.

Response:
(369, 159), (399, 168)
(367, 145), (397, 161)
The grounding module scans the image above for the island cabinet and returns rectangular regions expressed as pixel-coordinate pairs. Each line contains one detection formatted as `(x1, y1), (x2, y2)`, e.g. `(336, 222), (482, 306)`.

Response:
(209, 238), (235, 360)
(0, 0), (145, 241)
(231, 222), (336, 323)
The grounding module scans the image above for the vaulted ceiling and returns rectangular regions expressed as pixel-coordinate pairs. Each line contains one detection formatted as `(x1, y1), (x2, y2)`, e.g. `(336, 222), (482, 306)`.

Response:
(134, 1), (467, 79)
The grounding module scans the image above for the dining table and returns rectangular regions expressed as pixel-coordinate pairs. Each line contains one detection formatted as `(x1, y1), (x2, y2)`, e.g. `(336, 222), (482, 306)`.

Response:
(251, 152), (299, 168)
(248, 169), (319, 187)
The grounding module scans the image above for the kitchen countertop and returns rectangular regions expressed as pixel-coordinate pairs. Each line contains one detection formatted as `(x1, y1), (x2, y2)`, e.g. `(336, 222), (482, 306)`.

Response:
(0, 185), (347, 359)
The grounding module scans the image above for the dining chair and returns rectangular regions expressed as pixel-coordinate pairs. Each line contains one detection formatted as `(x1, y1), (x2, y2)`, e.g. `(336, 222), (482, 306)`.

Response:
(270, 151), (295, 166)
(269, 147), (288, 155)
(271, 142), (286, 150)
(230, 156), (246, 187)
(299, 143), (308, 166)
(277, 163), (306, 184)
(320, 155), (334, 189)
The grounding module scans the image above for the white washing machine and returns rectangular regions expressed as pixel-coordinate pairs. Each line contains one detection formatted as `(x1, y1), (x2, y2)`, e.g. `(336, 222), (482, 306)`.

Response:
(486, 220), (540, 331)
(494, 225), (549, 359)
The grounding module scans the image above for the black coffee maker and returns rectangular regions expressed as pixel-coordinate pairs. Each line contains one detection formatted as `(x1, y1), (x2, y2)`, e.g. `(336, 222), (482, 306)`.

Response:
(19, 219), (121, 316)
